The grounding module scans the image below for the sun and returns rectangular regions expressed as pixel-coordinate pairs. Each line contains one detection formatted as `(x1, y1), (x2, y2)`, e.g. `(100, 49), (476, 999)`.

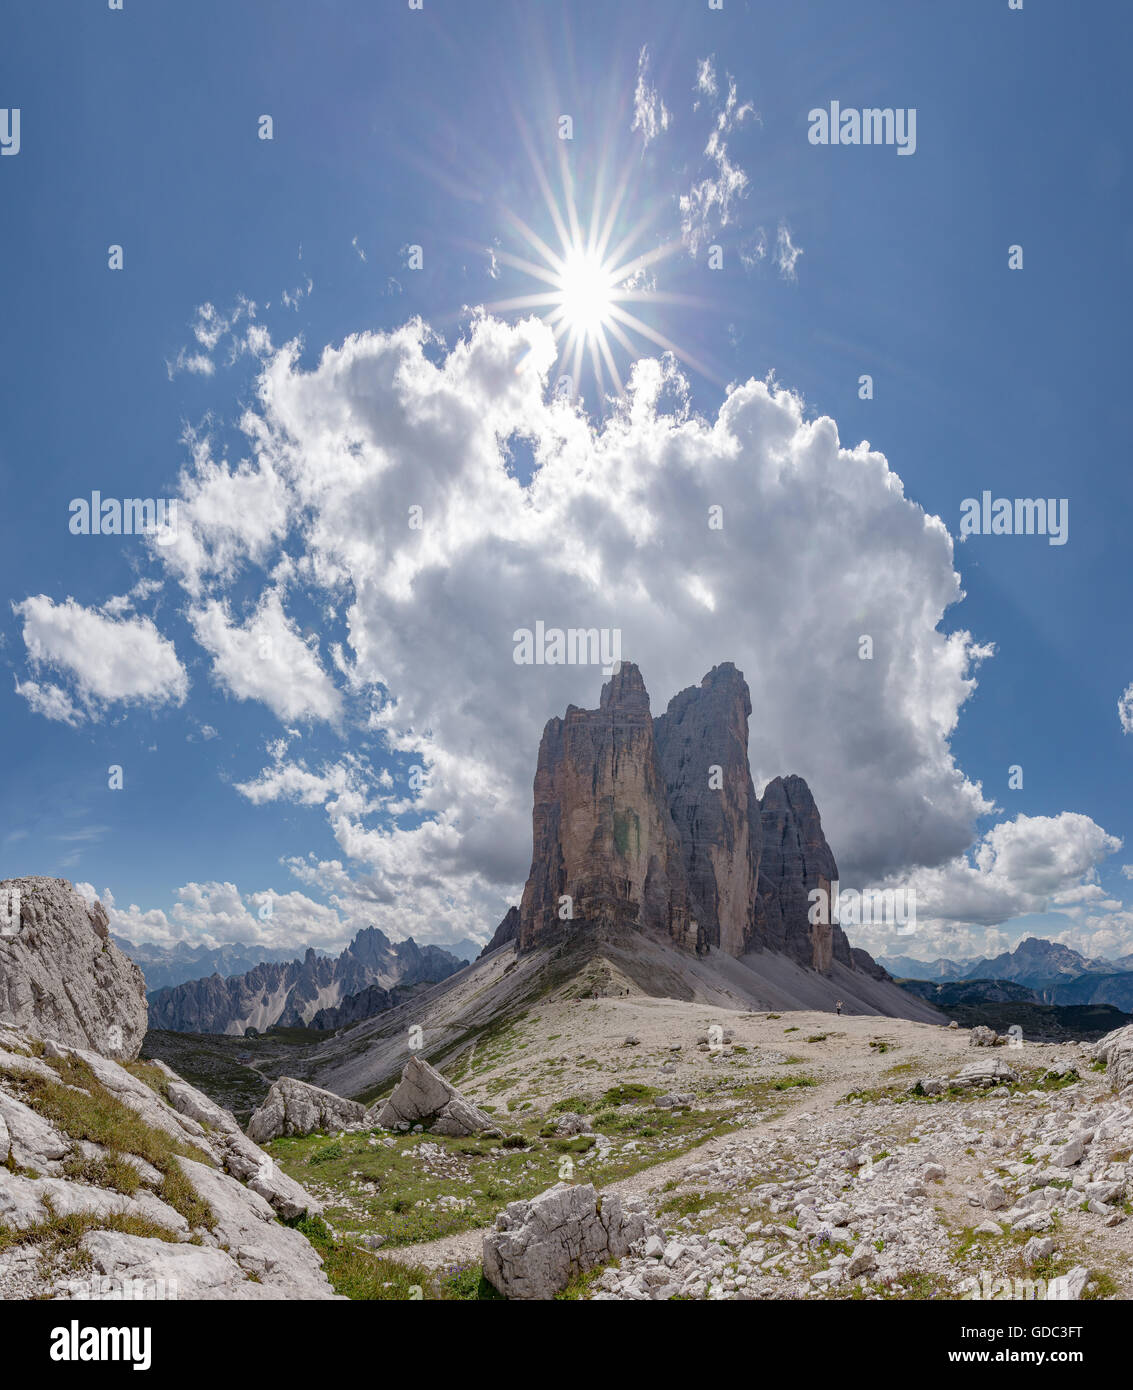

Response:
(556, 247), (616, 339)
(483, 141), (710, 407)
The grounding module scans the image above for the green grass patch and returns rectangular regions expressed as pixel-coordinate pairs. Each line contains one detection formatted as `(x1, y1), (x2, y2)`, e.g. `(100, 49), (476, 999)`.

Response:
(292, 1215), (500, 1300)
(62, 1152), (142, 1198)
(656, 1190), (727, 1219)
(14, 1053), (212, 1172)
(599, 1083), (659, 1107)
(2, 1051), (218, 1236)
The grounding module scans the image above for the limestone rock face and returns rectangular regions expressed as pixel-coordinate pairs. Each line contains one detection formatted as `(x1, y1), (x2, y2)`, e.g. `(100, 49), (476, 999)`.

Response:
(0, 1023), (333, 1299)
(754, 776), (853, 970)
(0, 878), (147, 1060)
(517, 663), (693, 952)
(510, 663), (889, 979)
(483, 1181), (660, 1299)
(654, 663), (761, 956)
(247, 1076), (366, 1143)
(371, 1055), (493, 1136)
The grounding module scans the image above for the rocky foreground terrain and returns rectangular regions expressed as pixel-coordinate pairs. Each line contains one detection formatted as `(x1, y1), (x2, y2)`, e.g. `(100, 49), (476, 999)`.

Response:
(0, 878), (335, 1301)
(256, 991), (1133, 1300)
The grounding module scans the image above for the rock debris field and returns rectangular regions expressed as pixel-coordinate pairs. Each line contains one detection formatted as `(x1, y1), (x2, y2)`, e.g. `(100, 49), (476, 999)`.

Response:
(329, 996), (1133, 1300)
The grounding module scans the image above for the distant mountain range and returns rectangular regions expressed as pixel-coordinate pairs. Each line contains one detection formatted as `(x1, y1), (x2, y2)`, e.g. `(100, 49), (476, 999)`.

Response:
(116, 932), (480, 995)
(146, 926), (466, 1035)
(882, 936), (1133, 1013)
(113, 937), (307, 993)
(900, 978), (1042, 1007)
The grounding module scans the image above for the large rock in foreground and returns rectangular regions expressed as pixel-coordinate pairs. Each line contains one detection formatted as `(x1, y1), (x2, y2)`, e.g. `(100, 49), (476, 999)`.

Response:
(953, 1058), (1018, 1089)
(371, 1055), (493, 1136)
(0, 1023), (334, 1299)
(0, 878), (147, 1060)
(483, 1182), (660, 1299)
(1094, 1024), (1133, 1095)
(248, 1076), (365, 1143)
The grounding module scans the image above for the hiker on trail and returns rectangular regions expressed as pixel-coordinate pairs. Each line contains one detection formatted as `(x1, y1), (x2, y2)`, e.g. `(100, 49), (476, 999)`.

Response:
(835, 999), (843, 1016)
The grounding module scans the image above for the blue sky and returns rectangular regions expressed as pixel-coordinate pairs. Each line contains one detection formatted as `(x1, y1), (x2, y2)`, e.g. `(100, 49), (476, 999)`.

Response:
(2, 0), (1131, 964)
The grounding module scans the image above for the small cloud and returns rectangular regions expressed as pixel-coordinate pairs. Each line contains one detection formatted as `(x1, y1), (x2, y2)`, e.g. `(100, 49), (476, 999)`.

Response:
(281, 278), (313, 311)
(13, 596), (188, 721)
(192, 303), (229, 351)
(695, 56), (717, 102)
(680, 66), (758, 256)
(168, 296), (258, 378)
(14, 677), (83, 726)
(620, 265), (656, 293)
(775, 223), (804, 281)
(631, 46), (672, 150)
(351, 235), (367, 263)
(716, 75), (758, 135)
(740, 228), (768, 271)
(1119, 682), (1133, 734)
(166, 349), (215, 380)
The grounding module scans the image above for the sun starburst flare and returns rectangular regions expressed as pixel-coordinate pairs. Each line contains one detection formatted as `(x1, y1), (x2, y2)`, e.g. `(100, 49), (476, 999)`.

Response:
(484, 139), (711, 406)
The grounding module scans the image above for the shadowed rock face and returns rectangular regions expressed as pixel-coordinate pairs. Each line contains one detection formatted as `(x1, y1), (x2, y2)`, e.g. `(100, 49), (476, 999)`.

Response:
(517, 663), (693, 952)
(755, 774), (853, 970)
(480, 906), (519, 958)
(654, 662), (762, 957)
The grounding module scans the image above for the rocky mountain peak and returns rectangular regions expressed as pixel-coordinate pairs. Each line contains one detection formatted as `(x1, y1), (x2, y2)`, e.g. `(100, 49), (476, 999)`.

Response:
(599, 660), (650, 714)
(517, 662), (693, 952)
(514, 662), (880, 980)
(754, 772), (851, 970)
(654, 662), (761, 956)
(147, 924), (464, 1036)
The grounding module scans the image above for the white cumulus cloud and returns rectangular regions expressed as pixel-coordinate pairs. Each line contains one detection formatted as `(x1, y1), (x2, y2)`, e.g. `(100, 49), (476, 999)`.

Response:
(189, 588), (342, 725)
(14, 595), (187, 720)
(140, 312), (1016, 946)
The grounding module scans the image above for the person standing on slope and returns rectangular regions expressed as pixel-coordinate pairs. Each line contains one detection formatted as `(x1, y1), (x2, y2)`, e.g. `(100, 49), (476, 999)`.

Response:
(835, 999), (843, 1016)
